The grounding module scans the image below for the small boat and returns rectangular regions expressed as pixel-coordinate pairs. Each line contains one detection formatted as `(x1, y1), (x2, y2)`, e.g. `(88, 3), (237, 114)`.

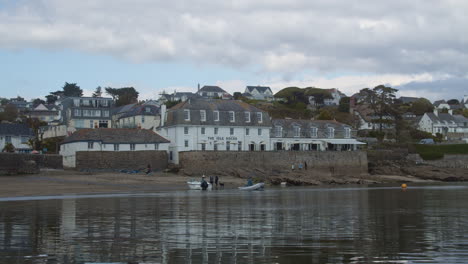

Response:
(187, 180), (212, 190)
(238, 182), (265, 191)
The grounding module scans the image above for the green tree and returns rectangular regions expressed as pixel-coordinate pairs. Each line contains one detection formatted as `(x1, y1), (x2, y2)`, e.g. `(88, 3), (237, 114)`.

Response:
(410, 98), (434, 115)
(50, 82), (83, 98)
(233, 92), (242, 100)
(46, 94), (58, 104)
(2, 143), (15, 152)
(32, 98), (46, 108)
(0, 104), (18, 122)
(317, 109), (333, 120)
(359, 85), (398, 132)
(105, 87), (139, 106)
(338, 97), (350, 112)
(92, 86), (103, 97)
(447, 99), (460, 105)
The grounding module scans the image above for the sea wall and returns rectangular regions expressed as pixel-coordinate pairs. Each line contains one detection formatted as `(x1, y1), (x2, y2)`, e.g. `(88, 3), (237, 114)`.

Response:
(76, 151), (168, 171)
(407, 154), (468, 169)
(179, 151), (368, 178)
(0, 153), (62, 175)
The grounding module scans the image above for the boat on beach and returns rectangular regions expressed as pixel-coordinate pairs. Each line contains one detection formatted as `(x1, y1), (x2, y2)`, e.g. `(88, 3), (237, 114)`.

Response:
(187, 180), (212, 190)
(238, 183), (265, 191)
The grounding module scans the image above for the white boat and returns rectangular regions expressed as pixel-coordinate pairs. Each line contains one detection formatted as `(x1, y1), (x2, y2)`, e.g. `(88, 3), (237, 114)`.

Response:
(238, 182), (265, 191)
(187, 180), (212, 190)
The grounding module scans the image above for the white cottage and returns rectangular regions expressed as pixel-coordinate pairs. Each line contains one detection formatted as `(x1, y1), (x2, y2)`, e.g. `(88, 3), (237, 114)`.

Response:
(0, 123), (34, 153)
(243, 86), (274, 101)
(60, 128), (170, 168)
(158, 99), (272, 164)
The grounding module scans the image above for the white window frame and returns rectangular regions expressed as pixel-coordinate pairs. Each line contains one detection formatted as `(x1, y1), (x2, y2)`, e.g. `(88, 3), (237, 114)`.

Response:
(214, 127), (218, 135)
(154, 143), (159, 150)
(258, 128), (262, 136)
(311, 127), (318, 138)
(328, 127), (335, 138)
(229, 111), (235, 122)
(214, 111), (219, 121)
(230, 128), (234, 135)
(246, 128), (249, 136)
(244, 112), (251, 122)
(257, 112), (263, 123)
(184, 109), (190, 121)
(130, 143), (136, 151)
(275, 126), (282, 137)
(345, 127), (351, 138)
(114, 144), (119, 151)
(184, 140), (189, 147)
(201, 127), (205, 134)
(184, 127), (189, 134)
(88, 142), (94, 149)
(294, 126), (301, 137)
(200, 110), (206, 122)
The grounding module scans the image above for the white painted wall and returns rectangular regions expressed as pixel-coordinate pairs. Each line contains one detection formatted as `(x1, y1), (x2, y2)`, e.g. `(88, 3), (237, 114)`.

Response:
(0, 135), (32, 152)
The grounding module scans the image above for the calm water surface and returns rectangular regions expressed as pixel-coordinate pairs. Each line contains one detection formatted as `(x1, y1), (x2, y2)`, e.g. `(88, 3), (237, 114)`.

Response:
(1, 184), (468, 264)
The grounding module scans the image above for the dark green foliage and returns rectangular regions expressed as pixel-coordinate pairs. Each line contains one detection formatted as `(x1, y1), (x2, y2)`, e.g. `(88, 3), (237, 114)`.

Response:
(42, 136), (65, 154)
(105, 87), (139, 106)
(410, 98), (434, 115)
(338, 97), (350, 112)
(317, 109), (333, 120)
(233, 92), (242, 100)
(46, 94), (58, 104)
(0, 104), (18, 122)
(447, 99), (460, 105)
(414, 144), (468, 160)
(165, 100), (182, 109)
(92, 86), (103, 97)
(2, 143), (15, 152)
(32, 98), (45, 108)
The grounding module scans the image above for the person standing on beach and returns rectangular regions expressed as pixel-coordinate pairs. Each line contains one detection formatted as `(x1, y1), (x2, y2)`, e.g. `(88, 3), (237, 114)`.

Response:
(215, 176), (219, 187)
(209, 176), (214, 187)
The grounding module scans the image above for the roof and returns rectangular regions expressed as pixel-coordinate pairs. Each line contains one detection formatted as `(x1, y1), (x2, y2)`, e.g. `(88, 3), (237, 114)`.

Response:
(0, 123), (34, 136)
(271, 119), (351, 138)
(198, 86), (227, 93)
(61, 128), (170, 144)
(426, 112), (456, 123)
(433, 100), (447, 107)
(112, 103), (137, 115)
(165, 99), (271, 127)
(246, 86), (272, 94)
(119, 105), (159, 119)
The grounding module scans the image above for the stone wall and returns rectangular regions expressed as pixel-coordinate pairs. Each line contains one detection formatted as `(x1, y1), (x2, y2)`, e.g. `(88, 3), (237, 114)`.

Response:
(76, 151), (168, 171)
(179, 151), (368, 178)
(410, 154), (468, 169)
(0, 153), (62, 175)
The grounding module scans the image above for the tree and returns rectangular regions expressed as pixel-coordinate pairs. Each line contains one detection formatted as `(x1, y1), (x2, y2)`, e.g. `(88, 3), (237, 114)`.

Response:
(2, 143), (15, 153)
(233, 92), (242, 100)
(462, 109), (468, 118)
(92, 86), (103, 97)
(105, 87), (139, 106)
(46, 94), (58, 104)
(0, 104), (18, 122)
(317, 109), (333, 120)
(359, 85), (398, 132)
(32, 98), (46, 108)
(50, 82), (83, 98)
(338, 97), (350, 112)
(447, 99), (460, 105)
(410, 98), (434, 115)
(0, 98), (9, 105)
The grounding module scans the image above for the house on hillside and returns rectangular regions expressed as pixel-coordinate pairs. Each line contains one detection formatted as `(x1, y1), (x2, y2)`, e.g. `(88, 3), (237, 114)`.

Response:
(158, 98), (271, 163)
(0, 123), (34, 153)
(418, 109), (468, 141)
(433, 100), (450, 110)
(243, 86), (274, 101)
(196, 86), (232, 99)
(158, 92), (199, 104)
(308, 88), (346, 108)
(353, 105), (395, 130)
(57, 97), (115, 129)
(59, 128), (170, 168)
(27, 104), (60, 124)
(113, 104), (161, 130)
(270, 119), (365, 151)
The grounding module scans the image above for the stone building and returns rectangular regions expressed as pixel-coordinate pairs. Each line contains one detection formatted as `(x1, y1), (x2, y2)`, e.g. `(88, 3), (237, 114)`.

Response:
(59, 128), (170, 168)
(270, 119), (365, 151)
(158, 99), (272, 164)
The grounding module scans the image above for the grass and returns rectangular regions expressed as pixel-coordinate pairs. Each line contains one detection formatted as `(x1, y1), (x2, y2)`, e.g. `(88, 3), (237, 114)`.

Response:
(414, 144), (468, 160)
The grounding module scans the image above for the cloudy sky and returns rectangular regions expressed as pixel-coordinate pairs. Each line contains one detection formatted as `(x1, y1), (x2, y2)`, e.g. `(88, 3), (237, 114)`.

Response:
(1, 0), (467, 101)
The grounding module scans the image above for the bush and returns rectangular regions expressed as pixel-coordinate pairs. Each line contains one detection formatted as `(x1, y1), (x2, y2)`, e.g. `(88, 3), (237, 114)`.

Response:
(414, 144), (468, 160)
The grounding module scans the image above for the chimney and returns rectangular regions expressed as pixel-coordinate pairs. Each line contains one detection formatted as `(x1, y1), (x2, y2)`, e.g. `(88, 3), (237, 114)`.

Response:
(198, 83), (200, 92)
(160, 104), (166, 127)
(433, 108), (438, 116)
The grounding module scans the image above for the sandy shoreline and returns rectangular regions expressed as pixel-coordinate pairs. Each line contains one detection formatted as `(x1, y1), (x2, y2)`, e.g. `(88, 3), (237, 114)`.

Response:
(0, 169), (440, 199)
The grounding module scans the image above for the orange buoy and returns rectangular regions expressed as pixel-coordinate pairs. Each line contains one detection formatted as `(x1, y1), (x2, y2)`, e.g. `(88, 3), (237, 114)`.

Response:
(401, 183), (407, 189)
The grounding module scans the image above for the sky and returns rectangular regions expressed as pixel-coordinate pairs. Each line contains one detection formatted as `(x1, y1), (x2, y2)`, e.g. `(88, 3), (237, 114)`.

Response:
(1, 0), (468, 102)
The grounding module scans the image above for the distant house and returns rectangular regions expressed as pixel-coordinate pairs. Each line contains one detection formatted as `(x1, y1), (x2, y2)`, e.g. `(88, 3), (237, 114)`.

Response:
(0, 123), (34, 153)
(243, 86), (274, 101)
(196, 85), (232, 99)
(353, 105), (394, 130)
(56, 97), (115, 129)
(113, 104), (161, 130)
(59, 128), (170, 168)
(433, 100), (450, 110)
(270, 119), (364, 151)
(308, 88), (345, 108)
(27, 104), (60, 124)
(158, 92), (199, 103)
(418, 109), (468, 140)
(8, 97), (31, 112)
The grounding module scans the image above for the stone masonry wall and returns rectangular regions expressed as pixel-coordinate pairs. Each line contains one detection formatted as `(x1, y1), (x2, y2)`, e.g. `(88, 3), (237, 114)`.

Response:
(0, 153), (62, 175)
(76, 151), (168, 171)
(413, 154), (468, 169)
(179, 151), (368, 177)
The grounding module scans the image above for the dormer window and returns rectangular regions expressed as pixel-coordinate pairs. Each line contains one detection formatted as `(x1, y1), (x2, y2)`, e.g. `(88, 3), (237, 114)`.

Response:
(184, 110), (190, 121)
(229, 111), (235, 122)
(257, 112), (263, 123)
(214, 111), (219, 121)
(293, 126), (301, 137)
(327, 127), (335, 138)
(200, 110), (206, 121)
(311, 127), (318, 138)
(345, 127), (351, 138)
(244, 112), (251, 123)
(275, 126), (282, 137)
(145, 107), (151, 113)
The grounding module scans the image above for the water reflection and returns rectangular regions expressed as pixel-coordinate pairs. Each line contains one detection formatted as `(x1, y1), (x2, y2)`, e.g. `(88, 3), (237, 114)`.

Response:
(1, 185), (468, 263)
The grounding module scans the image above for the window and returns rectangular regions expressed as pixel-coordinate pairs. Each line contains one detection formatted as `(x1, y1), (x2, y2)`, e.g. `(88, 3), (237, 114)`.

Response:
(311, 127), (318, 138)
(73, 99), (80, 106)
(201, 127), (205, 134)
(345, 128), (351, 138)
(201, 143), (206, 151)
(184, 127), (189, 134)
(75, 120), (84, 128)
(103, 110), (109, 117)
(275, 126), (282, 137)
(145, 107), (151, 113)
(244, 112), (251, 122)
(114, 144), (119, 151)
(142, 116), (145, 123)
(214, 111), (219, 121)
(200, 110), (206, 121)
(238, 141), (242, 151)
(21, 136), (29, 144)
(258, 128), (262, 135)
(246, 128), (249, 135)
(102, 100), (108, 107)
(230, 128), (234, 135)
(214, 127), (218, 135)
(5, 136), (11, 143)
(226, 141), (230, 151)
(90, 120), (94, 128)
(294, 126), (300, 137)
(184, 109), (190, 121)
(154, 143), (159, 150)
(130, 144), (135, 151)
(83, 100), (90, 106)
(214, 143), (218, 151)
(184, 140), (189, 147)
(229, 111), (235, 122)
(74, 109), (81, 116)
(88, 142), (94, 149)
(83, 110), (91, 117)
(328, 127), (335, 138)
(257, 112), (263, 123)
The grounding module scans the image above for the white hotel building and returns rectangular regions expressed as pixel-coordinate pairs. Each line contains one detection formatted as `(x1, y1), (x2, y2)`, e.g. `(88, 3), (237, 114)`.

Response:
(158, 99), (272, 163)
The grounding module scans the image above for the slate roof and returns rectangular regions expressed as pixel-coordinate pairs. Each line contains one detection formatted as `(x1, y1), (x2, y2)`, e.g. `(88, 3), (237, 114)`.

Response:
(426, 113), (456, 123)
(452, 115), (468, 125)
(112, 103), (137, 115)
(165, 99), (271, 127)
(119, 105), (160, 119)
(61, 128), (169, 144)
(433, 100), (447, 107)
(0, 123), (34, 136)
(198, 86), (227, 93)
(246, 86), (272, 94)
(271, 119), (351, 138)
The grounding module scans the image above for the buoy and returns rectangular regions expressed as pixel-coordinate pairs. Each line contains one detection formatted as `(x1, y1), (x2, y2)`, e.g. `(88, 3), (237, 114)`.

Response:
(401, 183), (407, 189)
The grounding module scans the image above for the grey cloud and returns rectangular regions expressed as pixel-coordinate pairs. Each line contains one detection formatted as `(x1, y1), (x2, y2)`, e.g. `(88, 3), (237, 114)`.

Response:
(397, 77), (468, 101)
(1, 0), (467, 77)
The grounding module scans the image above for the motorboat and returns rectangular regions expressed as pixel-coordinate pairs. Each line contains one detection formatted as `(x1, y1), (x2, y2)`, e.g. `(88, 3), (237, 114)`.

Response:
(187, 180), (212, 190)
(238, 182), (265, 191)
